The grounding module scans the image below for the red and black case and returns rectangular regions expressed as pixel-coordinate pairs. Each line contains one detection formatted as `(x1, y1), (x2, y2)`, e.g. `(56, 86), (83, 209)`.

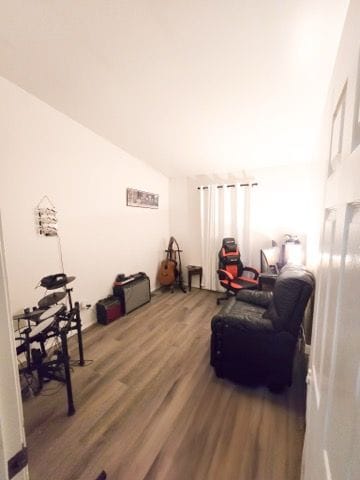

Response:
(96, 296), (123, 325)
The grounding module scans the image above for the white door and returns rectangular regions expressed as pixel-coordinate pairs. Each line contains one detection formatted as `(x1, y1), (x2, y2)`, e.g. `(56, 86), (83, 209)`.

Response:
(0, 211), (28, 480)
(302, 2), (360, 479)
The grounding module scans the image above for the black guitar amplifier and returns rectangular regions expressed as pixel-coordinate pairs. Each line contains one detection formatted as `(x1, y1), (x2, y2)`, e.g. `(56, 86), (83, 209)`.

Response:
(113, 273), (151, 314)
(96, 296), (123, 325)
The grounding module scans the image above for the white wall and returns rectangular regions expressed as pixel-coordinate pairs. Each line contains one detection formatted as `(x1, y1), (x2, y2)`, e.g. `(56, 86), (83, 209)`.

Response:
(170, 163), (324, 278)
(0, 76), (169, 328)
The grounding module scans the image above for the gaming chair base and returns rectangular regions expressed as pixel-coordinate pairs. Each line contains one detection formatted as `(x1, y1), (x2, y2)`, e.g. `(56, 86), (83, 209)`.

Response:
(217, 291), (232, 305)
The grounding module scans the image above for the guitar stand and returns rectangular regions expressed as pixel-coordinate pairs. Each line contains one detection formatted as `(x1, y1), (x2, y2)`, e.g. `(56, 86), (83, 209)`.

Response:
(165, 248), (187, 294)
(175, 280), (187, 294)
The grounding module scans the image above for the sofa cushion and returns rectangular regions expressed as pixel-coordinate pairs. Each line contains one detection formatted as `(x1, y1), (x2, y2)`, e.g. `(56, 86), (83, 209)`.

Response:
(263, 266), (314, 335)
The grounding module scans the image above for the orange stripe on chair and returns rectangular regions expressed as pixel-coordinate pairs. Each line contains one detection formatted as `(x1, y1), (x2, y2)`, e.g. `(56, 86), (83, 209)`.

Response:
(227, 265), (238, 277)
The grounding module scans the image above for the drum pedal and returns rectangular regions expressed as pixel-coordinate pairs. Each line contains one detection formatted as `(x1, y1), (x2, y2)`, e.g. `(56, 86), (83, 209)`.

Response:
(31, 348), (42, 364)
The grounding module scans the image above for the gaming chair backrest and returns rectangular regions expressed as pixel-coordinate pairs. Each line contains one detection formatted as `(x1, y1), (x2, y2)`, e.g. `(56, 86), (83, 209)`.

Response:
(218, 237), (244, 278)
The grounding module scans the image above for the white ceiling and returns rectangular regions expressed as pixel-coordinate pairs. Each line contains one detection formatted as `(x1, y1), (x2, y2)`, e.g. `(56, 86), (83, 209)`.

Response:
(0, 0), (349, 178)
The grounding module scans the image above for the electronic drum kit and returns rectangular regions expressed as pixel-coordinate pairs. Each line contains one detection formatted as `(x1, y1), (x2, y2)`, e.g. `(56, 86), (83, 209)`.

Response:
(14, 274), (84, 416)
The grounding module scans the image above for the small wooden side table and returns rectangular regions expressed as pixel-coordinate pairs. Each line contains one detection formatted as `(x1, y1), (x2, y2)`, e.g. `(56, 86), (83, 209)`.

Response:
(187, 265), (202, 291)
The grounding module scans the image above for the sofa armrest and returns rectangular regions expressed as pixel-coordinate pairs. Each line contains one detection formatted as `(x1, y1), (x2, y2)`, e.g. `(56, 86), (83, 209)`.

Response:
(211, 309), (274, 334)
(236, 289), (273, 308)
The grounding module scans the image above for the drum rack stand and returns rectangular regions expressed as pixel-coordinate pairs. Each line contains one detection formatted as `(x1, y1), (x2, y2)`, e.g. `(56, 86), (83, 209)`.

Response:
(65, 287), (85, 367)
(19, 300), (84, 416)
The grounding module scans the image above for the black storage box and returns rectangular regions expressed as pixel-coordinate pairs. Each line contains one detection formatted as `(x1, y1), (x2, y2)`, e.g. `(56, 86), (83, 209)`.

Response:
(96, 296), (123, 325)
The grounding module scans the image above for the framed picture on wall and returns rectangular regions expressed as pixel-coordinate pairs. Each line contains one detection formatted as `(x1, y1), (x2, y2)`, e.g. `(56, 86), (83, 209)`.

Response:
(328, 82), (347, 176)
(126, 188), (159, 208)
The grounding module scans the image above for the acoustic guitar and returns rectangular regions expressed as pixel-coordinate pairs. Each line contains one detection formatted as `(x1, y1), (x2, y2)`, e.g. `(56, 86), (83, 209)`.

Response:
(158, 237), (186, 292)
(158, 237), (177, 286)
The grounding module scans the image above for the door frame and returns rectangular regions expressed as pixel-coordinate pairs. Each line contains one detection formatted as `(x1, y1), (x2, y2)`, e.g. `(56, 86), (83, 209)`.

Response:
(0, 210), (29, 480)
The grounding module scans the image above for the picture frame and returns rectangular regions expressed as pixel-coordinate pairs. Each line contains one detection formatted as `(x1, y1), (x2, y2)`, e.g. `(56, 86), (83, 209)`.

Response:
(126, 188), (159, 209)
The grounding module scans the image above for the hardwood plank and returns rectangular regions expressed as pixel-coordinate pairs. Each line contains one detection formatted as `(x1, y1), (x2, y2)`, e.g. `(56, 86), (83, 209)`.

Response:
(23, 288), (306, 480)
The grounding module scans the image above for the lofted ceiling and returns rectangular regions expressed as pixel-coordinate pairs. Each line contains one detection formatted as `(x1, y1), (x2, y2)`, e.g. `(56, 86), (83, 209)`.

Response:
(0, 1), (349, 177)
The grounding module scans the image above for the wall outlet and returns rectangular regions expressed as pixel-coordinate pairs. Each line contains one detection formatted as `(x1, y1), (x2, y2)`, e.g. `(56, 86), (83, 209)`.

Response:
(80, 302), (92, 310)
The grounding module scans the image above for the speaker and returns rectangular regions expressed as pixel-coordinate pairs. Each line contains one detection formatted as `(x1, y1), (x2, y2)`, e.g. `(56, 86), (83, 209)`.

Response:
(114, 275), (151, 314)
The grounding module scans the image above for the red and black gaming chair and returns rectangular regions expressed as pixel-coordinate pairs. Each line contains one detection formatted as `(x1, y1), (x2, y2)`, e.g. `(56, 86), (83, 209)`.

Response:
(217, 237), (259, 304)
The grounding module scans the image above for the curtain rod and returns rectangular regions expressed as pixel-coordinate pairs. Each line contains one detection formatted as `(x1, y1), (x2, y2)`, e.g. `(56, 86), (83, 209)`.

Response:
(197, 183), (258, 190)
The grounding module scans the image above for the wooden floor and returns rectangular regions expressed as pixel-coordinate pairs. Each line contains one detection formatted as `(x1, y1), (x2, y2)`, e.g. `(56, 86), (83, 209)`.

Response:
(23, 288), (307, 480)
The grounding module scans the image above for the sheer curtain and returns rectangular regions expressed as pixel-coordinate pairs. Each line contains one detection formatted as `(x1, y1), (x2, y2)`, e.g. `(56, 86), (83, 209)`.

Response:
(199, 183), (254, 291)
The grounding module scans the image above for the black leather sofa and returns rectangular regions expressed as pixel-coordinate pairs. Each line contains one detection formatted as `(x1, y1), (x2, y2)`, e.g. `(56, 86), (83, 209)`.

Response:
(210, 265), (314, 391)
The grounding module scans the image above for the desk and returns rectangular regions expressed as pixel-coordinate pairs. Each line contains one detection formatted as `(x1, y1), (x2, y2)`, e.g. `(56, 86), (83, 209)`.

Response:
(258, 273), (278, 291)
(187, 265), (202, 291)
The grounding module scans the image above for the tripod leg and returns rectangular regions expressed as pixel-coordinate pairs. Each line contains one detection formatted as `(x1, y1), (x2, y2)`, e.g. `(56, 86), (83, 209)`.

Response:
(75, 302), (85, 366)
(66, 288), (74, 310)
(31, 348), (44, 394)
(40, 340), (47, 357)
(60, 330), (75, 416)
(24, 330), (32, 373)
